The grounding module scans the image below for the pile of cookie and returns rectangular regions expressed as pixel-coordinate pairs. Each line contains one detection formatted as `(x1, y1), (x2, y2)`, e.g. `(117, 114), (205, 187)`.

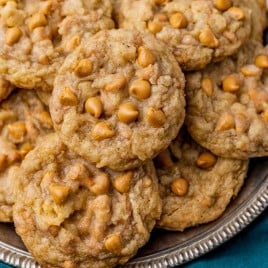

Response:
(0, 0), (267, 267)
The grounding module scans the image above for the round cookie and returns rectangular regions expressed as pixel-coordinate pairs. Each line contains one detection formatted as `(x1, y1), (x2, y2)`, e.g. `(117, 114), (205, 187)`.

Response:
(13, 133), (162, 268)
(0, 0), (114, 91)
(50, 29), (185, 171)
(155, 130), (248, 231)
(186, 41), (268, 159)
(0, 89), (54, 222)
(115, 0), (261, 71)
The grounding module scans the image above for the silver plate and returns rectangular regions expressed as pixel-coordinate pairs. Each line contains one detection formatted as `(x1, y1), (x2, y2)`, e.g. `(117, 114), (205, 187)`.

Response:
(0, 158), (268, 268)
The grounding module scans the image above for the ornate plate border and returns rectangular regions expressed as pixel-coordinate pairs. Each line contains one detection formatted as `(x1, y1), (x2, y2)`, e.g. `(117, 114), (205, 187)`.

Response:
(0, 178), (267, 268)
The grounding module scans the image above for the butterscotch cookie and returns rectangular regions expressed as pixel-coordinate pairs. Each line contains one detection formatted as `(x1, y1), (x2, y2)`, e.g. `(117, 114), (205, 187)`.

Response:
(0, 89), (53, 222)
(0, 0), (114, 91)
(115, 0), (262, 71)
(155, 130), (248, 231)
(186, 41), (268, 159)
(13, 133), (162, 268)
(50, 29), (185, 171)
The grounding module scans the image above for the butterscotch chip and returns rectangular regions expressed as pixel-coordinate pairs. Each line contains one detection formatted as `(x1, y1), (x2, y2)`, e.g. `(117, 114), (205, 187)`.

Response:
(155, 129), (248, 231)
(227, 7), (245, 20)
(113, 171), (133, 193)
(91, 122), (115, 141)
(5, 27), (22, 46)
(196, 152), (217, 169)
(0, 0), (114, 91)
(215, 113), (235, 131)
(222, 74), (241, 93)
(199, 28), (219, 49)
(74, 59), (93, 77)
(85, 97), (103, 118)
(59, 87), (78, 106)
(49, 183), (71, 204)
(118, 103), (139, 124)
(169, 12), (188, 29)
(104, 233), (122, 255)
(50, 29), (185, 171)
(146, 108), (166, 128)
(137, 46), (156, 67)
(213, 0), (232, 11)
(105, 74), (127, 92)
(114, 0), (261, 70)
(147, 20), (163, 34)
(129, 80), (151, 100)
(186, 41), (268, 159)
(13, 133), (162, 268)
(88, 173), (110, 195)
(28, 13), (48, 31)
(170, 178), (189, 196)
(255, 55), (268, 69)
(201, 78), (214, 97)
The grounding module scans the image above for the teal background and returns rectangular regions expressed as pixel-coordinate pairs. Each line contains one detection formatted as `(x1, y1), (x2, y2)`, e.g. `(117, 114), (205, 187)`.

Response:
(0, 208), (267, 268)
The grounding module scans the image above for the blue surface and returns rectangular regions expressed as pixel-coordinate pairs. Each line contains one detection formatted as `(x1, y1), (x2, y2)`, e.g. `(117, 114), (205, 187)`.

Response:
(0, 208), (267, 268)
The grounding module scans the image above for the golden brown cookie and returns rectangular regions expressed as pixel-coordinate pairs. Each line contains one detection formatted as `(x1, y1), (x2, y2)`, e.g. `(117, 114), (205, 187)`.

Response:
(186, 41), (268, 159)
(0, 89), (53, 222)
(0, 0), (114, 91)
(115, 0), (264, 71)
(155, 130), (248, 231)
(50, 29), (185, 171)
(13, 133), (162, 268)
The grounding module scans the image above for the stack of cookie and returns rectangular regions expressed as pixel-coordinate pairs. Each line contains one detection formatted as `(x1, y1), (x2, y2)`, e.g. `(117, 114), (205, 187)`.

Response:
(0, 0), (266, 267)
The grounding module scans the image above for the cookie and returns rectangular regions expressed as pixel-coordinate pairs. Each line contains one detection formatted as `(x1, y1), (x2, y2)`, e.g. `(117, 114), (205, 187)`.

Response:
(13, 133), (162, 268)
(0, 89), (53, 222)
(115, 0), (262, 71)
(155, 130), (248, 231)
(50, 29), (185, 171)
(186, 41), (268, 159)
(0, 0), (114, 91)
